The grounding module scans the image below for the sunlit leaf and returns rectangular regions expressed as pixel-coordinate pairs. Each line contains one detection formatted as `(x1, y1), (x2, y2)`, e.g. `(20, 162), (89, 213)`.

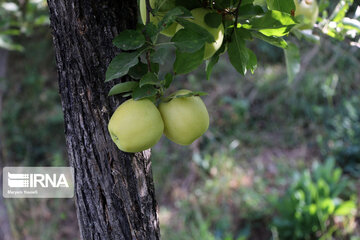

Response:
(251, 31), (288, 48)
(245, 10), (296, 36)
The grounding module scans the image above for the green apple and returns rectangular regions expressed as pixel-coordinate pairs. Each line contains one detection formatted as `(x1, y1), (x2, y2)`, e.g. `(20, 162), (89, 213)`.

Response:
(108, 99), (164, 153)
(139, 0), (178, 37)
(159, 89), (209, 145)
(176, 8), (224, 60)
(294, 0), (319, 30)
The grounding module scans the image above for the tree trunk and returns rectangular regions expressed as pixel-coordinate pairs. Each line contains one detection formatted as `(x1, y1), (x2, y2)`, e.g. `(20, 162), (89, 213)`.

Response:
(47, 1), (160, 239)
(0, 48), (13, 240)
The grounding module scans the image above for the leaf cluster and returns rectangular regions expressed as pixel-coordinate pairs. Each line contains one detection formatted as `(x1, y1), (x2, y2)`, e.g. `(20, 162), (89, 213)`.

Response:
(105, 0), (359, 100)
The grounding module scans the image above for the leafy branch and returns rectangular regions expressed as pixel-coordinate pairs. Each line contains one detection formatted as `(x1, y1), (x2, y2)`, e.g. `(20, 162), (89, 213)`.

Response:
(104, 0), (359, 102)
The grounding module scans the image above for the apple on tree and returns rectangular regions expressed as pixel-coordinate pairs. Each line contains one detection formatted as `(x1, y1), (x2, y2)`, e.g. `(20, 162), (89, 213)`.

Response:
(139, 0), (178, 37)
(107, 0), (310, 152)
(108, 99), (164, 153)
(159, 89), (209, 145)
(294, 0), (319, 30)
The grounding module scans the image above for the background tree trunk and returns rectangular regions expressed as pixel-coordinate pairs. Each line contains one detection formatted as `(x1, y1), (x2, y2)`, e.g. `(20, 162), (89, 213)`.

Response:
(47, 1), (160, 239)
(0, 48), (13, 240)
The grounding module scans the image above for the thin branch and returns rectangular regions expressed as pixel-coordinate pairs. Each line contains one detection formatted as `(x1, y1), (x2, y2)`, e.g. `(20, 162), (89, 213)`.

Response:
(231, 0), (242, 37)
(233, 0), (242, 28)
(145, 0), (152, 24)
(145, 0), (152, 72)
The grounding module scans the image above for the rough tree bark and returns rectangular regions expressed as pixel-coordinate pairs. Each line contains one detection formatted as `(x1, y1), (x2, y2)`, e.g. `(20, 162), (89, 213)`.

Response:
(47, 1), (160, 239)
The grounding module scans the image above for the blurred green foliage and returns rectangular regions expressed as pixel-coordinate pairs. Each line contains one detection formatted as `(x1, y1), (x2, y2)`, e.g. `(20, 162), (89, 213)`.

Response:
(0, 0), (49, 51)
(318, 97), (360, 177)
(273, 158), (357, 239)
(2, 30), (65, 166)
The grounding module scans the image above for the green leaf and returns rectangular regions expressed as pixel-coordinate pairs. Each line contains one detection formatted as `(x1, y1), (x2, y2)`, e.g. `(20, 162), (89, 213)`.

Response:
(0, 29), (21, 36)
(108, 81), (139, 96)
(163, 91), (208, 102)
(241, 0), (255, 5)
(205, 42), (226, 80)
(151, 45), (174, 64)
(284, 42), (300, 83)
(144, 23), (158, 43)
(245, 10), (296, 36)
(228, 29), (249, 75)
(246, 48), (257, 74)
(139, 72), (159, 87)
(132, 85), (158, 100)
(34, 15), (50, 25)
(150, 62), (160, 74)
(204, 13), (222, 28)
(105, 49), (143, 82)
(171, 29), (207, 52)
(237, 4), (265, 18)
(334, 201), (356, 216)
(128, 62), (148, 79)
(266, 0), (295, 14)
(331, 0), (352, 23)
(342, 18), (360, 33)
(113, 29), (145, 51)
(235, 28), (253, 40)
(164, 73), (173, 89)
(158, 7), (192, 33)
(175, 0), (202, 10)
(251, 31), (288, 48)
(206, 54), (219, 81)
(173, 46), (204, 75)
(176, 18), (215, 43)
(173, 91), (208, 99)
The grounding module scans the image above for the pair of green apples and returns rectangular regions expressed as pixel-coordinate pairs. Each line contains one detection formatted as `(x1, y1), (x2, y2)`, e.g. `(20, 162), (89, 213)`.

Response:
(108, 90), (209, 153)
(139, 0), (224, 60)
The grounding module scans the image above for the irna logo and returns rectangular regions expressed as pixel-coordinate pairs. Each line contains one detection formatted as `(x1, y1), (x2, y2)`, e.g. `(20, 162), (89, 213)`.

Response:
(3, 167), (74, 198)
(8, 172), (69, 188)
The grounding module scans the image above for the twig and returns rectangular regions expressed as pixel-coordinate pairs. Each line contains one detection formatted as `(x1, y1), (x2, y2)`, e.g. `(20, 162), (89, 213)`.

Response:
(145, 0), (153, 72)
(146, 52), (152, 72)
(145, 0), (152, 24)
(233, 0), (242, 28)
(231, 0), (242, 37)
